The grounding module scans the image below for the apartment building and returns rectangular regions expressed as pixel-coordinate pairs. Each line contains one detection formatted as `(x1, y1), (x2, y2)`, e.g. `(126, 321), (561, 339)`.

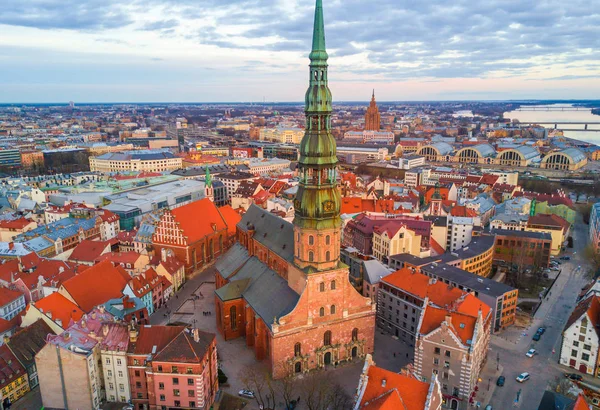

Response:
(492, 229), (552, 269)
(560, 295), (600, 376)
(414, 295), (491, 409)
(89, 150), (182, 173)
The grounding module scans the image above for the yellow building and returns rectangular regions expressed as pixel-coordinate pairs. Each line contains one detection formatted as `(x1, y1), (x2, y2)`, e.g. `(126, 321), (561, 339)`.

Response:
(455, 235), (495, 277)
(372, 224), (428, 262)
(526, 214), (570, 256)
(259, 127), (304, 144)
(0, 345), (30, 407)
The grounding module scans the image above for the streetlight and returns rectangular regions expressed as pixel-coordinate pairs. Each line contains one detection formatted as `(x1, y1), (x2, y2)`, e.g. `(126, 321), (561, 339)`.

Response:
(496, 352), (499, 371)
(488, 378), (491, 391)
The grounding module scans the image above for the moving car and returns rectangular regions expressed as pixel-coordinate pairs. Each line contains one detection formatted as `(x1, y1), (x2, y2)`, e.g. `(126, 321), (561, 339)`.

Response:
(516, 372), (530, 383)
(496, 376), (505, 386)
(537, 327), (546, 335)
(526, 349), (537, 358)
(565, 373), (583, 381)
(239, 389), (255, 399)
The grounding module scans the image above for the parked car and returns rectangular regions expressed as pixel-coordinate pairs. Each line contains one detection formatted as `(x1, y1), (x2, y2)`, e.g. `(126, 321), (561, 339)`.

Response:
(526, 349), (537, 358)
(532, 333), (541, 341)
(516, 372), (530, 383)
(538, 327), (546, 335)
(565, 373), (583, 381)
(485, 406), (493, 410)
(496, 376), (505, 386)
(239, 389), (255, 399)
(560, 256), (571, 260)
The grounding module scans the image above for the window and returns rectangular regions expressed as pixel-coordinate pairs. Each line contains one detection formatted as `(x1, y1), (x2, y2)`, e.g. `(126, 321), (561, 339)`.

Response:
(433, 358), (439, 365)
(116, 359), (122, 366)
(106, 358), (111, 364)
(159, 383), (164, 390)
(572, 349), (578, 357)
(186, 367), (193, 374)
(188, 390), (195, 397)
(134, 359), (140, 366)
(173, 389), (180, 397)
(230, 306), (237, 331)
(187, 378), (194, 385)
(136, 382), (142, 388)
(174, 401), (180, 408)
(444, 361), (450, 368)
(584, 344), (592, 351)
(160, 395), (165, 402)
(573, 341), (580, 347)
(583, 353), (591, 362)
(326, 251), (330, 261)
(119, 384), (125, 392)
(189, 402), (196, 408)
(118, 371), (123, 378)
(331, 280), (336, 290)
(309, 251), (314, 262)
(173, 377), (179, 385)
(445, 351), (451, 358)
(325, 235), (330, 245)
(309, 236), (314, 245)
(324, 331), (332, 346)
(294, 343), (301, 356)
(135, 370), (141, 377)
(320, 307), (325, 317)
(320, 282), (325, 292)
(434, 347), (441, 355)
(158, 365), (163, 372)
(330, 305), (336, 314)
(107, 370), (113, 377)
(352, 328), (358, 342)
(109, 383), (114, 390)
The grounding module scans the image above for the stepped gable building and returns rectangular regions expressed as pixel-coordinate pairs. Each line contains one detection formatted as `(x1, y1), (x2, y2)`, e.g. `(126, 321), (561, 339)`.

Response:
(365, 90), (381, 131)
(214, 0), (375, 379)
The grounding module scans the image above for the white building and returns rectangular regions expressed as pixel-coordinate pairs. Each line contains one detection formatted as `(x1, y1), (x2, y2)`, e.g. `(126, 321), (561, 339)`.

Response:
(99, 323), (131, 403)
(343, 131), (394, 144)
(259, 127), (304, 144)
(215, 172), (257, 200)
(89, 150), (182, 173)
(245, 158), (291, 175)
(447, 216), (478, 252)
(0, 289), (26, 321)
(560, 295), (600, 375)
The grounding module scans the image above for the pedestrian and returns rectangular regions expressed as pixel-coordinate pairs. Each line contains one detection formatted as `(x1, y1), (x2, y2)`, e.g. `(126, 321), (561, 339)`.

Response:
(406, 353), (409, 358)
(393, 353), (396, 357)
(297, 397), (300, 403)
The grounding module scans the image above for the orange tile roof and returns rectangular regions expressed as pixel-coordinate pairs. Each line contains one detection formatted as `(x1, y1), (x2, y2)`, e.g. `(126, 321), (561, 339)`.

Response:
(427, 281), (466, 307)
(573, 394), (591, 410)
(450, 205), (478, 218)
(430, 238), (445, 255)
(60, 260), (130, 312)
(359, 365), (428, 410)
(419, 305), (478, 345)
(169, 198), (228, 244)
(217, 205), (242, 236)
(382, 269), (466, 307)
(33, 292), (84, 327)
(0, 218), (34, 230)
(361, 390), (406, 410)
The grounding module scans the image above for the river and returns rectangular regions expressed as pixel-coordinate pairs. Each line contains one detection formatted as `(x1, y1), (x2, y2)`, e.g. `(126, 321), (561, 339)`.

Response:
(503, 104), (600, 145)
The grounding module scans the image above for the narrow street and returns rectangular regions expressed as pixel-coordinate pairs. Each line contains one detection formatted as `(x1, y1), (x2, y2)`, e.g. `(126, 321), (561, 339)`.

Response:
(488, 219), (592, 409)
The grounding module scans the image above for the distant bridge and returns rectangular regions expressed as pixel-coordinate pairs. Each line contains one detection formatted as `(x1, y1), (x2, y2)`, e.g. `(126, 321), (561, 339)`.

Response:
(515, 107), (594, 112)
(516, 121), (600, 131)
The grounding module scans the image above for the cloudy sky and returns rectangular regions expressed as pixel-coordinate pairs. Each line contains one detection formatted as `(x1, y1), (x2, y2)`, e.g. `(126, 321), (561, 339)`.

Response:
(1, 0), (599, 103)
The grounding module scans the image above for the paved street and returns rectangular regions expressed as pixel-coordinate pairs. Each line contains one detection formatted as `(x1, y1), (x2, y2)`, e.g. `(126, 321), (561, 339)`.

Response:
(487, 218), (592, 409)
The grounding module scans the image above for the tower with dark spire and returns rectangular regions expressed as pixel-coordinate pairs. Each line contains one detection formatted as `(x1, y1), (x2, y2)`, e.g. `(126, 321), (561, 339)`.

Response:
(293, 0), (341, 272)
(365, 89), (381, 131)
(204, 166), (214, 202)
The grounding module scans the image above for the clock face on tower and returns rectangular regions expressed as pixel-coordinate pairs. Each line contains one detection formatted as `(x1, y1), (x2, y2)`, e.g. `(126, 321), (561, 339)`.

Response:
(323, 200), (334, 212)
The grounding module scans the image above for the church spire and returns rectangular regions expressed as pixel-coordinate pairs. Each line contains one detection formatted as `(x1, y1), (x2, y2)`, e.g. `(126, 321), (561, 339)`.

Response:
(293, 0), (341, 272)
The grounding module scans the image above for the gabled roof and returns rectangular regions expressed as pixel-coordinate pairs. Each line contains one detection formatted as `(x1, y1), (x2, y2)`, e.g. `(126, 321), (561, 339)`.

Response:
(217, 205), (242, 236)
(153, 329), (215, 363)
(128, 325), (186, 355)
(68, 239), (112, 262)
(573, 394), (591, 410)
(32, 292), (85, 328)
(237, 205), (294, 262)
(215, 243), (250, 280)
(358, 364), (429, 410)
(0, 287), (23, 307)
(169, 198), (228, 244)
(60, 260), (130, 312)
(564, 295), (600, 335)
(7, 319), (55, 367)
(0, 344), (25, 389)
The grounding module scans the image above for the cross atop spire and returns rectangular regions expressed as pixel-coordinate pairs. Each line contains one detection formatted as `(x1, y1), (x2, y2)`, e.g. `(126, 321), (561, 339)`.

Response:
(309, 0), (328, 62)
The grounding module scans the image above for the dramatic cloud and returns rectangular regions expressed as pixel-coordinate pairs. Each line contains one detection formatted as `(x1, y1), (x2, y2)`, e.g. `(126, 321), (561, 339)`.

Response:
(0, 0), (599, 101)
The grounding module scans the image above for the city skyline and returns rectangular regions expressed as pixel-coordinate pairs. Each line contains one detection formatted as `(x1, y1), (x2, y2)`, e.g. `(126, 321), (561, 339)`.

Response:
(2, 0), (600, 102)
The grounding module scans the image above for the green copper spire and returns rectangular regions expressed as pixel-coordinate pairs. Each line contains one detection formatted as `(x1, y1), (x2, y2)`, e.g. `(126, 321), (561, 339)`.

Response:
(309, 0), (328, 62)
(294, 0), (341, 231)
(205, 166), (212, 188)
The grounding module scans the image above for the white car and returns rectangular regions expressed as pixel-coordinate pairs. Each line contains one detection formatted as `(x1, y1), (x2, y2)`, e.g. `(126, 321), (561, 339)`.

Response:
(238, 389), (255, 399)
(516, 372), (530, 382)
(526, 349), (537, 358)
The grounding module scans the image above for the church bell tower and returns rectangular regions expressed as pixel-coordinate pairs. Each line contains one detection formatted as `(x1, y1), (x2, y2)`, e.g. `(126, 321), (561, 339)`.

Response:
(293, 0), (341, 272)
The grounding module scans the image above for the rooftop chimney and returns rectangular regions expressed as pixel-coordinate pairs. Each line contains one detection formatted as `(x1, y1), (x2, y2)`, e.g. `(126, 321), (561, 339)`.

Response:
(192, 328), (200, 343)
(129, 325), (139, 343)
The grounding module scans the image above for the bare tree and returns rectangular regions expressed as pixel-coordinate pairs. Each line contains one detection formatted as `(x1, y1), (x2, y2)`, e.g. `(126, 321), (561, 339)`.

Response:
(300, 371), (333, 410)
(274, 364), (295, 409)
(240, 365), (269, 409)
(327, 384), (354, 410)
(583, 244), (600, 279)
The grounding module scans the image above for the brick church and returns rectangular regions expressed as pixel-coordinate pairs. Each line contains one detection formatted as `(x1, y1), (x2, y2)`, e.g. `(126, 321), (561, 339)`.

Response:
(213, 0), (376, 379)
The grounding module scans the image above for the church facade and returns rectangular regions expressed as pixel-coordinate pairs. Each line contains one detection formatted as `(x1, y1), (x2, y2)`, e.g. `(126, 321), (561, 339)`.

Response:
(213, 0), (375, 379)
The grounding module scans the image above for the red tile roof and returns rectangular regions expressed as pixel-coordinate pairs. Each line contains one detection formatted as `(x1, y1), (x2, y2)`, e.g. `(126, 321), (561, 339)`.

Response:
(0, 344), (25, 389)
(528, 213), (571, 230)
(129, 325), (187, 355)
(359, 365), (429, 410)
(573, 394), (591, 410)
(0, 288), (23, 307)
(96, 251), (144, 266)
(69, 239), (112, 262)
(0, 218), (34, 230)
(32, 292), (84, 328)
(450, 205), (478, 218)
(169, 198), (228, 244)
(382, 269), (465, 307)
(60, 260), (129, 312)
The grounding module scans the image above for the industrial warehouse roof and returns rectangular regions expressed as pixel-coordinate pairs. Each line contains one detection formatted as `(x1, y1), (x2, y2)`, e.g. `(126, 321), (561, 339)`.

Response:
(550, 147), (587, 164)
(459, 143), (496, 158)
